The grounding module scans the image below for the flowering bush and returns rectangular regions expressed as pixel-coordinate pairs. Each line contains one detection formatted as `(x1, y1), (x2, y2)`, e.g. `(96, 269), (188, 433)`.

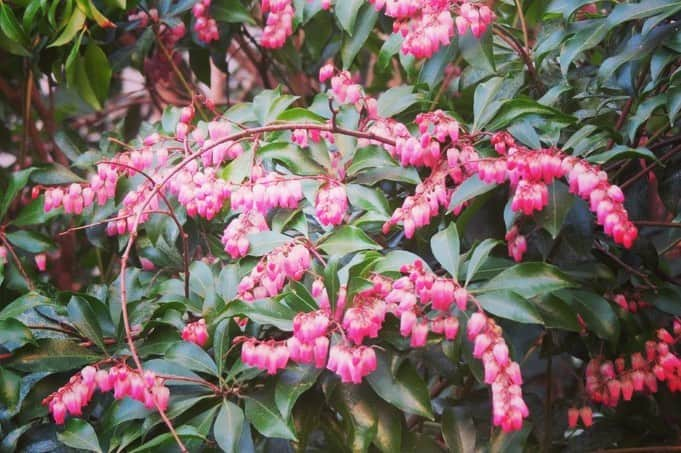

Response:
(1, 0), (681, 451)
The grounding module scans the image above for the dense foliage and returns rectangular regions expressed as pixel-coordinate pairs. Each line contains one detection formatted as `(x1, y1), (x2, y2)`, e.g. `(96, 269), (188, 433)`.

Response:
(1, 0), (681, 451)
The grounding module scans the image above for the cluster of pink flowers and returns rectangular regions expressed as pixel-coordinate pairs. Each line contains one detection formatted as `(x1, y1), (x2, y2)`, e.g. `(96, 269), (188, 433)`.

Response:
(260, 0), (294, 48)
(35, 253), (47, 271)
(505, 225), (527, 262)
(327, 344), (377, 383)
(611, 293), (649, 313)
(467, 311), (529, 432)
(455, 2), (495, 38)
(585, 323), (681, 408)
(132, 10), (186, 83)
(382, 164), (449, 238)
(241, 338), (291, 374)
(43, 365), (169, 424)
(199, 121), (245, 166)
(237, 241), (311, 300)
(181, 319), (209, 346)
(315, 181), (348, 226)
(175, 106), (195, 140)
(287, 311), (331, 367)
(366, 0), (493, 58)
(221, 211), (269, 258)
(171, 167), (231, 220)
(192, 0), (219, 44)
(567, 406), (593, 428)
(231, 165), (303, 214)
(563, 157), (638, 248)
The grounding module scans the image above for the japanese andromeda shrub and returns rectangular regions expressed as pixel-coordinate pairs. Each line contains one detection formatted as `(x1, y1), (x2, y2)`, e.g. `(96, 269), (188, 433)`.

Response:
(1, 0), (681, 451)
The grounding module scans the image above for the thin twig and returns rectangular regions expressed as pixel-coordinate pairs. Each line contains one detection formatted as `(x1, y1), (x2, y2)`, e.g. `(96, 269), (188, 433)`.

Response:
(620, 143), (681, 189)
(0, 234), (34, 290)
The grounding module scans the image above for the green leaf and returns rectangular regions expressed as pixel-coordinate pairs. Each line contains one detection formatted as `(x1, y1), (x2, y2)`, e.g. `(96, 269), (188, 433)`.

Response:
(258, 142), (324, 175)
(0, 167), (34, 221)
(449, 175), (497, 211)
(431, 222), (460, 278)
(214, 399), (244, 453)
(218, 300), (296, 331)
(560, 20), (608, 75)
(366, 350), (434, 420)
(341, 4), (378, 68)
(0, 4), (30, 50)
(253, 89), (299, 125)
(476, 290), (544, 324)
(277, 108), (326, 123)
(84, 42), (112, 105)
(57, 419), (102, 453)
(0, 319), (35, 352)
(373, 398), (402, 453)
(8, 339), (101, 372)
(667, 86), (681, 125)
(643, 285), (681, 315)
(335, 0), (363, 33)
(275, 364), (320, 418)
(535, 294), (581, 332)
(607, 0), (681, 28)
(346, 183), (390, 216)
(555, 290), (620, 343)
(459, 27), (494, 74)
(376, 86), (421, 118)
(480, 262), (575, 298)
(317, 225), (381, 257)
(166, 341), (218, 376)
(0, 366), (21, 414)
(31, 164), (85, 184)
(534, 182), (574, 238)
(0, 292), (52, 319)
(490, 424), (532, 453)
(245, 389), (297, 440)
(6, 230), (56, 253)
(211, 0), (255, 23)
(587, 146), (656, 165)
(378, 33), (403, 70)
(284, 281), (319, 312)
(48, 7), (85, 47)
(442, 407), (476, 453)
(329, 384), (378, 451)
(128, 426), (205, 452)
(67, 295), (105, 352)
(465, 239), (500, 286)
(12, 196), (60, 226)
(188, 260), (216, 314)
(472, 77), (504, 132)
(487, 98), (575, 130)
(213, 318), (231, 376)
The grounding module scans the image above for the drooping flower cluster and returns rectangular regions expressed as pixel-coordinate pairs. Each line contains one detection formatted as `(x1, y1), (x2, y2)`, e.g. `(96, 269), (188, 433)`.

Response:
(241, 338), (291, 374)
(315, 181), (348, 226)
(181, 319), (209, 346)
(584, 323), (681, 408)
(221, 211), (270, 258)
(367, 0), (494, 58)
(192, 0), (219, 44)
(260, 0), (295, 48)
(567, 406), (593, 428)
(467, 311), (529, 432)
(43, 365), (169, 425)
(610, 293), (649, 313)
(382, 164), (449, 238)
(505, 225), (527, 262)
(200, 121), (245, 166)
(287, 311), (331, 368)
(237, 241), (311, 300)
(230, 164), (303, 214)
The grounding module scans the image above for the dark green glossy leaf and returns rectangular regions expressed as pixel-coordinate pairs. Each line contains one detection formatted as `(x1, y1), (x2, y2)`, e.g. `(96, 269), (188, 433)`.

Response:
(67, 295), (105, 352)
(442, 406), (476, 453)
(57, 418), (102, 453)
(0, 292), (52, 320)
(211, 0), (254, 23)
(534, 182), (574, 238)
(366, 350), (434, 419)
(555, 289), (620, 343)
(0, 319), (35, 352)
(376, 86), (421, 118)
(214, 399), (244, 453)
(480, 262), (575, 298)
(449, 175), (498, 211)
(8, 339), (101, 372)
(465, 239), (500, 286)
(275, 364), (320, 418)
(0, 167), (34, 221)
(476, 290), (544, 324)
(6, 230), (56, 253)
(317, 225), (382, 257)
(431, 222), (460, 278)
(335, 0), (363, 33)
(341, 4), (378, 68)
(166, 341), (218, 376)
(245, 389), (297, 440)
